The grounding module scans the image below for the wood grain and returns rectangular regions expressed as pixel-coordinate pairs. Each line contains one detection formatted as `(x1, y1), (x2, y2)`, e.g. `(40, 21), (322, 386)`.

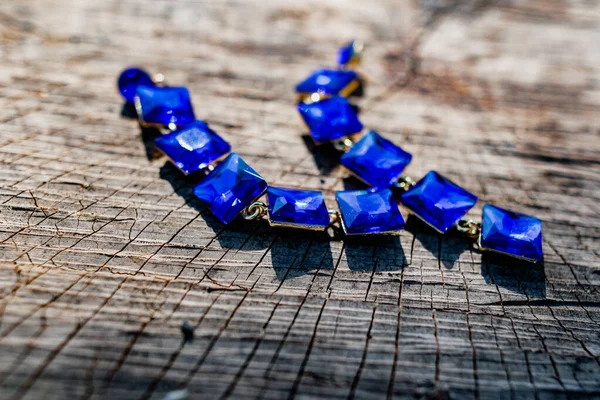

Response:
(0, 0), (599, 399)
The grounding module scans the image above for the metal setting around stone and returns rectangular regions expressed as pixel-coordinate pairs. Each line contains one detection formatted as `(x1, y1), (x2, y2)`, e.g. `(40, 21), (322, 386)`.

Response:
(297, 96), (363, 144)
(340, 130), (412, 188)
(193, 153), (267, 225)
(478, 204), (543, 262)
(336, 188), (405, 235)
(155, 120), (231, 176)
(400, 171), (478, 234)
(266, 187), (330, 231)
(134, 85), (196, 128)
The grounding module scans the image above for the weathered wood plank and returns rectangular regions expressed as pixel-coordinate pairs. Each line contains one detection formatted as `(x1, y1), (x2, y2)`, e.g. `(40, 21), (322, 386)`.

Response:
(0, 0), (599, 399)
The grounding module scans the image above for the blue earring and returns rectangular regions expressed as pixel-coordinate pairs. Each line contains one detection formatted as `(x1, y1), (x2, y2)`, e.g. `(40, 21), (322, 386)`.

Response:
(116, 41), (543, 263)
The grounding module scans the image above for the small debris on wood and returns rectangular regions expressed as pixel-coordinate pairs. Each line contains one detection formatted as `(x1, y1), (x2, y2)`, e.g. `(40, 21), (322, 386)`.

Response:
(162, 389), (188, 400)
(181, 321), (194, 344)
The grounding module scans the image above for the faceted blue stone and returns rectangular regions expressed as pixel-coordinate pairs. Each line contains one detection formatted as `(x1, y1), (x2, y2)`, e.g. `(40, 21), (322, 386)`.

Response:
(400, 171), (478, 233)
(337, 41), (355, 66)
(336, 188), (405, 235)
(267, 187), (330, 230)
(297, 96), (363, 143)
(155, 121), (231, 175)
(135, 86), (195, 127)
(340, 130), (412, 188)
(295, 69), (358, 96)
(193, 153), (267, 224)
(118, 67), (154, 103)
(480, 204), (543, 262)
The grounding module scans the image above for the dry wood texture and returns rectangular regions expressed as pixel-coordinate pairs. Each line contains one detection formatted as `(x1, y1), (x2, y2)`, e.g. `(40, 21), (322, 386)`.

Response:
(0, 0), (599, 399)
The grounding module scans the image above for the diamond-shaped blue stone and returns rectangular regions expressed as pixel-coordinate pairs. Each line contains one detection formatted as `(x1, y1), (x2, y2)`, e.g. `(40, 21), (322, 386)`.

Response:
(193, 153), (267, 224)
(336, 188), (405, 235)
(400, 171), (478, 233)
(340, 130), (412, 188)
(135, 86), (195, 127)
(480, 204), (543, 262)
(155, 121), (231, 175)
(118, 67), (155, 103)
(297, 96), (363, 143)
(337, 42), (355, 66)
(337, 41), (363, 67)
(267, 187), (330, 230)
(296, 69), (358, 97)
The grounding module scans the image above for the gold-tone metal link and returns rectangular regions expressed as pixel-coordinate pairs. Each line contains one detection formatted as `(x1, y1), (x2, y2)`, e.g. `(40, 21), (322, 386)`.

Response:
(158, 123), (178, 134)
(456, 219), (481, 239)
(309, 92), (323, 103)
(327, 210), (345, 239)
(394, 175), (416, 191)
(328, 210), (341, 228)
(153, 73), (166, 86)
(333, 137), (355, 152)
(297, 91), (329, 104)
(349, 41), (364, 67)
(353, 41), (365, 57)
(242, 201), (267, 221)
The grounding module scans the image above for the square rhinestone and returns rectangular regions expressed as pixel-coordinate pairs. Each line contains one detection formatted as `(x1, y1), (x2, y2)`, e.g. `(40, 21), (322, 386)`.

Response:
(341, 130), (412, 188)
(400, 171), (478, 233)
(193, 153), (267, 224)
(155, 121), (231, 175)
(336, 188), (405, 235)
(479, 204), (543, 262)
(297, 96), (363, 143)
(267, 187), (330, 230)
(135, 86), (195, 127)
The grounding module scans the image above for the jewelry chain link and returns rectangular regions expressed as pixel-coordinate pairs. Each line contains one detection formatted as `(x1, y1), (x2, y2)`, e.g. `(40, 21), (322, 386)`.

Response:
(241, 201), (267, 221)
(394, 175), (416, 191)
(456, 219), (481, 239)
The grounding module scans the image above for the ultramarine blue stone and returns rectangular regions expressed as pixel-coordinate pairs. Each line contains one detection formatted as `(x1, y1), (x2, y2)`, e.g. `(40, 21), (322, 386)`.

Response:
(337, 41), (355, 66)
(295, 69), (358, 96)
(136, 86), (195, 127)
(267, 187), (330, 230)
(193, 153), (267, 224)
(297, 96), (363, 143)
(400, 171), (478, 233)
(336, 188), (405, 235)
(340, 130), (412, 188)
(155, 121), (231, 175)
(118, 67), (155, 103)
(480, 204), (543, 262)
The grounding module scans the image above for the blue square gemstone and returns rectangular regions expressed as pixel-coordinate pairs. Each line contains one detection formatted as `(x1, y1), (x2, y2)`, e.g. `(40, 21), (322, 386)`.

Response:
(296, 68), (358, 97)
(340, 130), (412, 188)
(135, 86), (195, 127)
(400, 171), (478, 233)
(267, 187), (330, 230)
(297, 96), (363, 143)
(155, 121), (231, 175)
(193, 153), (267, 224)
(336, 188), (405, 235)
(479, 204), (543, 262)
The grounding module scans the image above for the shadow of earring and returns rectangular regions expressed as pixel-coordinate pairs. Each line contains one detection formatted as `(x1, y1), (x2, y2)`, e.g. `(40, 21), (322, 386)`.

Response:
(481, 252), (546, 298)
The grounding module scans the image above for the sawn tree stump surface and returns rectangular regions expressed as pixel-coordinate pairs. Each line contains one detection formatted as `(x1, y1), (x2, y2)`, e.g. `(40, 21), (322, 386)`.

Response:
(0, 1), (599, 399)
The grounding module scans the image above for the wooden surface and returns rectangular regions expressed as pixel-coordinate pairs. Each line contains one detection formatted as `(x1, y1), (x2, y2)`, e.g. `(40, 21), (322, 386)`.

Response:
(0, 0), (599, 399)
